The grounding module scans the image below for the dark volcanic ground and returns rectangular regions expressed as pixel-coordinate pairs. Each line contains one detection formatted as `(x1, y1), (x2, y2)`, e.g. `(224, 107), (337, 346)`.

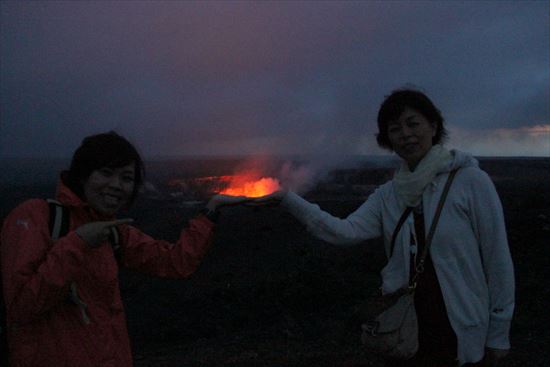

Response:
(1, 158), (549, 366)
(121, 158), (549, 367)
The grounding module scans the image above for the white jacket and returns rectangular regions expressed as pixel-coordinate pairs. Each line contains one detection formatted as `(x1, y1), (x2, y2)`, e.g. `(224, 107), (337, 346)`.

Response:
(282, 150), (514, 365)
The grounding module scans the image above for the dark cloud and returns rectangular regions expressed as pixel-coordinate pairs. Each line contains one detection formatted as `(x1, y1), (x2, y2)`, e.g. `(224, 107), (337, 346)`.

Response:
(1, 1), (548, 158)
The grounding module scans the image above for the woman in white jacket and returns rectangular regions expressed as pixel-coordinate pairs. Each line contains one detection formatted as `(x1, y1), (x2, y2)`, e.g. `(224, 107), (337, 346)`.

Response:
(256, 89), (514, 366)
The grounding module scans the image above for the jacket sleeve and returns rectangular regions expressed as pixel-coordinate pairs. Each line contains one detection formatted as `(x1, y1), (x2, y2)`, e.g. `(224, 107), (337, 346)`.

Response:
(467, 170), (515, 350)
(119, 214), (215, 278)
(281, 189), (383, 245)
(0, 200), (91, 324)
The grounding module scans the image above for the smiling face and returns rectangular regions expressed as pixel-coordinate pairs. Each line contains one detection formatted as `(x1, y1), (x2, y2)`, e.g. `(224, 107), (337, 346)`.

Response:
(387, 107), (436, 170)
(82, 163), (136, 216)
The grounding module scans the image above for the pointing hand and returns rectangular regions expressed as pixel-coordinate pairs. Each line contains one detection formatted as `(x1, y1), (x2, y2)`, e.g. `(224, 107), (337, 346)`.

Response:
(75, 218), (133, 248)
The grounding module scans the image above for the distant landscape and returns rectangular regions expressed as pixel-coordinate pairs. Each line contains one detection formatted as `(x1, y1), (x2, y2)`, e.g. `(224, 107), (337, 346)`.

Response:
(1, 157), (549, 366)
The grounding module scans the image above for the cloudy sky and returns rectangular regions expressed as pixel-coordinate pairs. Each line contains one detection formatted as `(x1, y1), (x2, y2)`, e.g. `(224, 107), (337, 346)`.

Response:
(1, 0), (548, 159)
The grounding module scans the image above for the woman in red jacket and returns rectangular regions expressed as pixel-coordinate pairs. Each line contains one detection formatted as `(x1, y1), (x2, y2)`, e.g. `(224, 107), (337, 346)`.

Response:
(1, 132), (246, 367)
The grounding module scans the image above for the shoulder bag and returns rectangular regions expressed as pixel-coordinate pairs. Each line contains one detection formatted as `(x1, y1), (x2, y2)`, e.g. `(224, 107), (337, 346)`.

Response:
(360, 169), (458, 360)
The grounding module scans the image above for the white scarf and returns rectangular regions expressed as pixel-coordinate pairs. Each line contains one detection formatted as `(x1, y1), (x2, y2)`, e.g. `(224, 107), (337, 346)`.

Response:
(393, 145), (453, 207)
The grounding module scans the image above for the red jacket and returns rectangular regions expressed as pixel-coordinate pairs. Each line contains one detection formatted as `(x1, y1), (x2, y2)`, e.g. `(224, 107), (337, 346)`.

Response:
(1, 180), (215, 367)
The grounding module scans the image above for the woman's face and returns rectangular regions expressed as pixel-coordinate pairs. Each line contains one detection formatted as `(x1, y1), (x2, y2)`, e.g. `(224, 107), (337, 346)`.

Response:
(387, 107), (436, 170)
(82, 163), (135, 216)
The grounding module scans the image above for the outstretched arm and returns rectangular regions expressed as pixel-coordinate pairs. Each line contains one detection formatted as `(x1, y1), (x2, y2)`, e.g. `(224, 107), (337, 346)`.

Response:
(254, 189), (383, 245)
(120, 194), (251, 278)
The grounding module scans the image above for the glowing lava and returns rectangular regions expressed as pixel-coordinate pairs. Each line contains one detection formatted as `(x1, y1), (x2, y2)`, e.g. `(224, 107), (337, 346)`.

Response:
(220, 175), (281, 197)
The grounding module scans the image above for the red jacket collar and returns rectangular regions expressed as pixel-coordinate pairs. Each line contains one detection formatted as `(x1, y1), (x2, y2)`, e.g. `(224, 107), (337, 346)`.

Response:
(55, 176), (114, 220)
(55, 177), (85, 207)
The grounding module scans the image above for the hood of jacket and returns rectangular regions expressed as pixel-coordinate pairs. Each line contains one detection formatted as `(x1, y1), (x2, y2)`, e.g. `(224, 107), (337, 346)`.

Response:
(55, 173), (114, 221)
(444, 149), (479, 173)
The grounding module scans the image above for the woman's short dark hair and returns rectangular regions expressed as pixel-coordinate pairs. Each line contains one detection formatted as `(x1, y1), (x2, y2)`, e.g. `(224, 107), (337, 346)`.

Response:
(64, 131), (145, 205)
(376, 89), (448, 151)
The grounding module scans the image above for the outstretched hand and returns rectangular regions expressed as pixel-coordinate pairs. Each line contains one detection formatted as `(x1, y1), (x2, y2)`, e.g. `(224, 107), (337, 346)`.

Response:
(75, 218), (133, 248)
(250, 190), (287, 206)
(206, 194), (253, 211)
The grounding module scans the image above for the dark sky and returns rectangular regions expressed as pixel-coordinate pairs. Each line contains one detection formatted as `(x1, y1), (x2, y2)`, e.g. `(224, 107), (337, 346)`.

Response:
(1, 1), (549, 158)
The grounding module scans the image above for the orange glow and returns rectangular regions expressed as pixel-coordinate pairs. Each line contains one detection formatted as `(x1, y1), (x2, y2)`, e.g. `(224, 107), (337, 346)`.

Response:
(220, 175), (281, 197)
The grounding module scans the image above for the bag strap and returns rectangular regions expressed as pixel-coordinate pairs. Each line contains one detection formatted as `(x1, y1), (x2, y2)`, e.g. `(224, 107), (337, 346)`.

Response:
(47, 199), (70, 240)
(409, 169), (459, 287)
(389, 207), (414, 259)
(46, 199), (122, 325)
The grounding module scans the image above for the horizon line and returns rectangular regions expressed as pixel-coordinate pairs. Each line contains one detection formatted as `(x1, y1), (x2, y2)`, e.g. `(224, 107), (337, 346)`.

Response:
(0, 154), (549, 161)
